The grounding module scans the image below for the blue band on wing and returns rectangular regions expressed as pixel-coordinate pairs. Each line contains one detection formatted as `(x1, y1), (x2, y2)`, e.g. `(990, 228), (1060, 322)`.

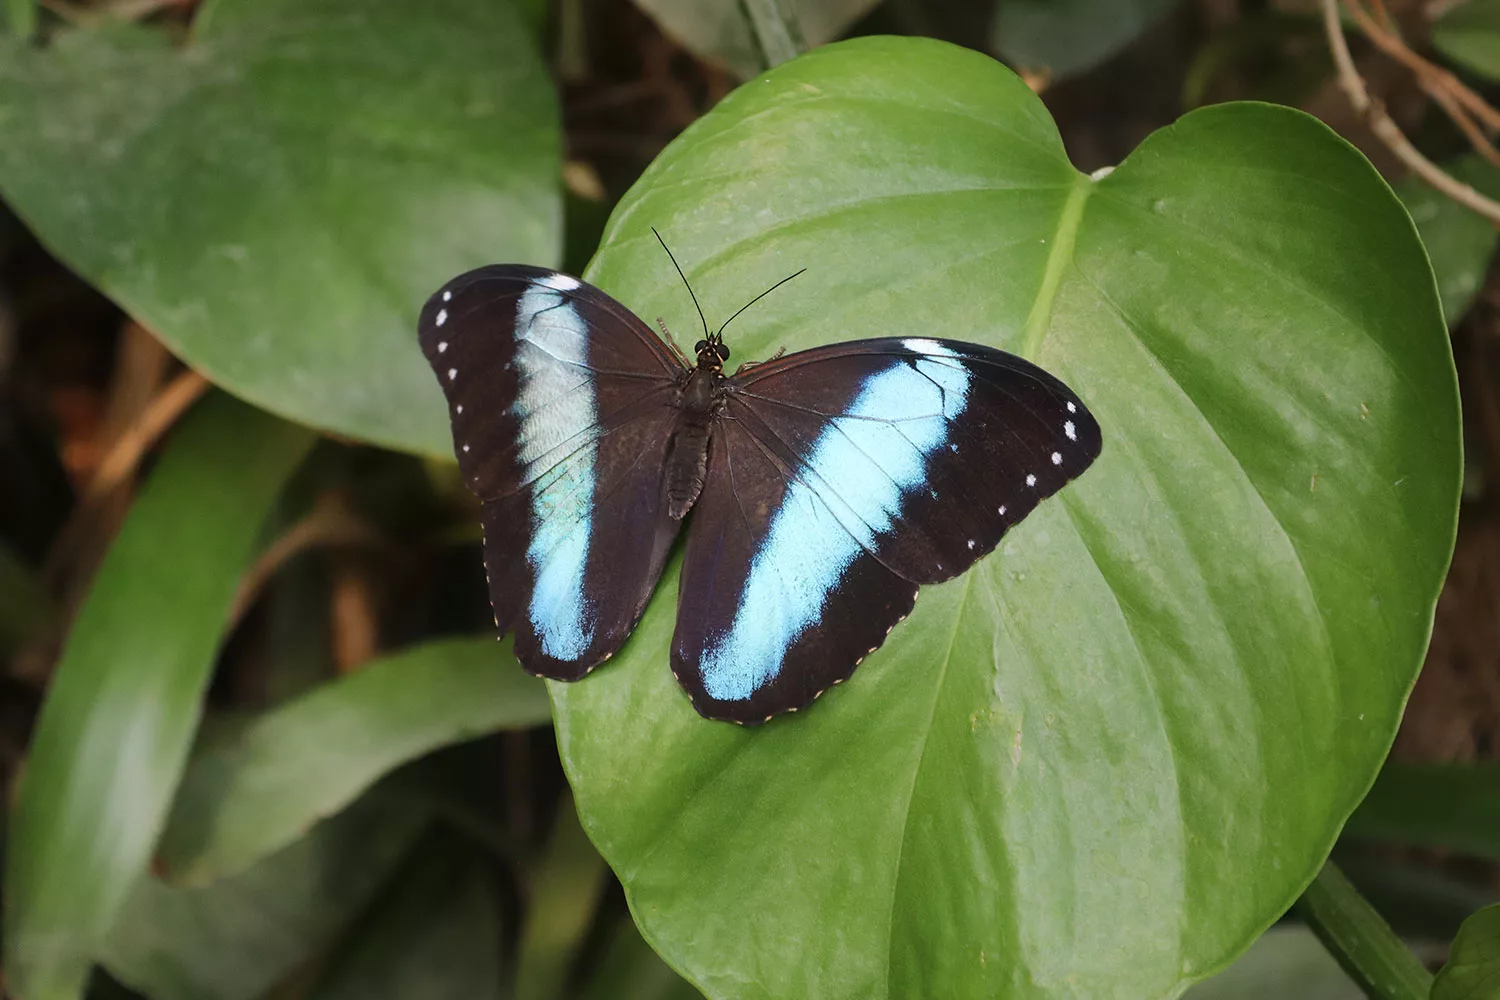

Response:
(514, 285), (597, 660)
(700, 339), (970, 700)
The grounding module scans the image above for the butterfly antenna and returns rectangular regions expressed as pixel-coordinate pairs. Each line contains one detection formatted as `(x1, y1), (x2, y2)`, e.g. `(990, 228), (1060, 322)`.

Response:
(653, 228), (710, 342)
(716, 268), (808, 340)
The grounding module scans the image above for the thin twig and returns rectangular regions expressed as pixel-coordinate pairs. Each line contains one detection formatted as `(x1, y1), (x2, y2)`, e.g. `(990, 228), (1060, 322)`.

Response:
(1323, 0), (1500, 226)
(228, 491), (382, 627)
(1344, 0), (1500, 134)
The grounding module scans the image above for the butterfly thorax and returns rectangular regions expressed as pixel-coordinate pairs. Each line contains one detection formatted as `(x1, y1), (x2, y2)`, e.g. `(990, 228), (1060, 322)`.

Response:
(664, 365), (724, 520)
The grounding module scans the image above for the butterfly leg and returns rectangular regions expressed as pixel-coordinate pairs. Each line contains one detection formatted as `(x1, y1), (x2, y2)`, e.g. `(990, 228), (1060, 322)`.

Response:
(731, 346), (786, 375)
(658, 318), (691, 366)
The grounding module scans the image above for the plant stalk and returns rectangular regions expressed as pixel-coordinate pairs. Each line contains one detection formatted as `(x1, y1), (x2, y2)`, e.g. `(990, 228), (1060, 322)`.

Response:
(741, 0), (805, 69)
(1298, 860), (1433, 1000)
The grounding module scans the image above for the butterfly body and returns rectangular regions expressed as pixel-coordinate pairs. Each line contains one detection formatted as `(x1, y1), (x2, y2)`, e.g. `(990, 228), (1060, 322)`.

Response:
(419, 263), (1101, 724)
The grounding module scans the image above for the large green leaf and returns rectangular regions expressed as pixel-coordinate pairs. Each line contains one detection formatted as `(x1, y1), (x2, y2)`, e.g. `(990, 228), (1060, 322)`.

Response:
(993, 0), (1180, 78)
(102, 794), (428, 1000)
(549, 37), (1460, 1000)
(1432, 904), (1500, 1000)
(157, 635), (550, 885)
(0, 0), (558, 457)
(3, 394), (315, 1000)
(1434, 0), (1500, 82)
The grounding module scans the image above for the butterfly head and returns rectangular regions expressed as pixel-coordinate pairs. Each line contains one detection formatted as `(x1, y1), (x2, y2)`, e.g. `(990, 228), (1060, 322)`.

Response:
(694, 333), (731, 372)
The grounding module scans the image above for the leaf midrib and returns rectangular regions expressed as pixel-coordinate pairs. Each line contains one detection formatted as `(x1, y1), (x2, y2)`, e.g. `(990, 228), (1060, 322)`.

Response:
(1021, 173), (1094, 359)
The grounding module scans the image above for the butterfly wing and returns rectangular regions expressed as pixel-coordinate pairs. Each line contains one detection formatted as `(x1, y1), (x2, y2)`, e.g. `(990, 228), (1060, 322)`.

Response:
(672, 337), (1101, 723)
(419, 266), (688, 679)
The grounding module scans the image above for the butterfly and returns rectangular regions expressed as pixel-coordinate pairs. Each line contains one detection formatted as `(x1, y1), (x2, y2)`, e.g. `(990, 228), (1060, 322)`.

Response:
(417, 238), (1102, 724)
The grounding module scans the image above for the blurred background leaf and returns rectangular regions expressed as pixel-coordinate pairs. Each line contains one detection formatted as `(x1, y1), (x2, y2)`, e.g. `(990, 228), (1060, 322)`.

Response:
(102, 793), (430, 1000)
(1431, 903), (1500, 1000)
(3, 394), (314, 1000)
(158, 635), (550, 885)
(1398, 155), (1500, 327)
(992, 0), (1181, 79)
(1433, 0), (1500, 83)
(305, 829), (505, 1000)
(0, 0), (559, 457)
(632, 0), (877, 77)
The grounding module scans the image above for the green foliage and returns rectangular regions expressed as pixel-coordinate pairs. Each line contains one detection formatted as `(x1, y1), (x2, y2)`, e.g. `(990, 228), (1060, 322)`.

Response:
(992, 0), (1180, 77)
(0, 5), (1481, 1000)
(306, 832), (505, 1000)
(102, 794), (430, 1000)
(633, 0), (876, 76)
(1432, 904), (1500, 1000)
(157, 636), (550, 885)
(0, 0), (559, 456)
(1347, 763), (1500, 859)
(552, 35), (1459, 1000)
(1397, 156), (1500, 326)
(3, 394), (316, 1000)
(1433, 0), (1500, 82)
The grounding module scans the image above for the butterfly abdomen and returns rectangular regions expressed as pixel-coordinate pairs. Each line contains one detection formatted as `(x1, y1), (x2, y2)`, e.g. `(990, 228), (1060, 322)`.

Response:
(664, 369), (720, 519)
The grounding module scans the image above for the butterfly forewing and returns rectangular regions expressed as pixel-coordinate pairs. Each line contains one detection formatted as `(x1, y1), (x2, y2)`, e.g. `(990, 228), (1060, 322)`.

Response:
(669, 337), (1102, 722)
(418, 266), (687, 680)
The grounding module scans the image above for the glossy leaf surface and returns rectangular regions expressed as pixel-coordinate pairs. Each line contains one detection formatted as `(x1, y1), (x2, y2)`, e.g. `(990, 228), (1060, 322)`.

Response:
(551, 37), (1460, 1000)
(2, 394), (314, 1000)
(158, 635), (550, 885)
(0, 0), (558, 456)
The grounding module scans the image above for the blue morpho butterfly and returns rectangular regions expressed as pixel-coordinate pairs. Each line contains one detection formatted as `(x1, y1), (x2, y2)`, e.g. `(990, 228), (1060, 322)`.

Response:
(418, 233), (1102, 725)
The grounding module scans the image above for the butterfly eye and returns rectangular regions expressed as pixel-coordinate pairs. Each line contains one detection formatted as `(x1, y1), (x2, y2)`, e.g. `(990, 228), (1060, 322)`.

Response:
(694, 340), (708, 354)
(717, 343), (731, 361)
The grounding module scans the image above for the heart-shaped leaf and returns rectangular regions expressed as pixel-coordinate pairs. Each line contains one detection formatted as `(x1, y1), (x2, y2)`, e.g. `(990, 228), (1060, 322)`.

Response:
(550, 36), (1460, 1000)
(0, 0), (559, 456)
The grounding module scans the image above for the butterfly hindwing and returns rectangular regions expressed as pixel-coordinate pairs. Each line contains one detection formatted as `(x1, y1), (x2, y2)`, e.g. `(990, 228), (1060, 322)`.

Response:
(671, 415), (919, 724)
(670, 337), (1102, 722)
(419, 266), (687, 680)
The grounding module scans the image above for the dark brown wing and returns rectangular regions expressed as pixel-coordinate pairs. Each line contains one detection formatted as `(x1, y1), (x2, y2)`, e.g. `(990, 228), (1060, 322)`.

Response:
(418, 266), (688, 679)
(670, 337), (1100, 722)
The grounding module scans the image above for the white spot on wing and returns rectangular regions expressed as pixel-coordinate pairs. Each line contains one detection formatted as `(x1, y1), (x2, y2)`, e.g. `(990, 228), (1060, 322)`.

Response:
(967, 539), (976, 550)
(442, 290), (452, 302)
(1064, 420), (1076, 441)
(902, 337), (949, 355)
(437, 341), (448, 353)
(1025, 474), (1036, 487)
(1051, 451), (1062, 465)
(447, 367), (457, 381)
(462, 444), (470, 452)
(436, 308), (448, 326)
(538, 272), (581, 292)
(455, 404), (463, 414)
(998, 506), (1007, 516)
(1066, 401), (1076, 414)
